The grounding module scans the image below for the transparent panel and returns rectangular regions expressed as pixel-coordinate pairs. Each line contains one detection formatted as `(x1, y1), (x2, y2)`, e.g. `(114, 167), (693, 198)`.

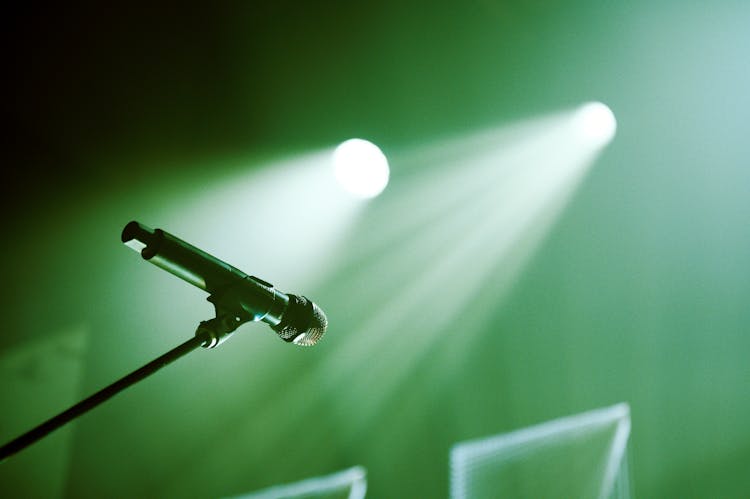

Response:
(229, 466), (367, 499)
(0, 326), (88, 498)
(450, 403), (631, 499)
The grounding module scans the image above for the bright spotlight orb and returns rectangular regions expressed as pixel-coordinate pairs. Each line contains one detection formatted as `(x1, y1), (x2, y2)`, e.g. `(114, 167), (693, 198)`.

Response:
(575, 101), (617, 146)
(333, 139), (390, 199)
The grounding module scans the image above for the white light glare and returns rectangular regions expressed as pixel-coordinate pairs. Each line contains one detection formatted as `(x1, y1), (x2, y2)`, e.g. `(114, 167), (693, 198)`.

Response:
(333, 139), (390, 199)
(575, 102), (617, 146)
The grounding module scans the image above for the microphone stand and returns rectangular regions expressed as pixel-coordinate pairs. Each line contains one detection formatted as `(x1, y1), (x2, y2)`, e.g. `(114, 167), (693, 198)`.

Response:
(0, 308), (243, 461)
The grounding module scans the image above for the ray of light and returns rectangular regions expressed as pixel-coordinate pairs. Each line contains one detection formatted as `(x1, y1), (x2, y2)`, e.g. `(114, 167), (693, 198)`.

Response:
(165, 105), (617, 495)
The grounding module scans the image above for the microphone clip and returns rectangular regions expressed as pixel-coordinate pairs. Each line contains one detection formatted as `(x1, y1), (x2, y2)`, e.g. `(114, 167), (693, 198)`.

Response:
(196, 286), (255, 348)
(195, 313), (244, 349)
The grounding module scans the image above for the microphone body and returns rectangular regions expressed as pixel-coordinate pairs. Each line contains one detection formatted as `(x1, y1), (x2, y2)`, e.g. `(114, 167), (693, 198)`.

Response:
(122, 221), (327, 347)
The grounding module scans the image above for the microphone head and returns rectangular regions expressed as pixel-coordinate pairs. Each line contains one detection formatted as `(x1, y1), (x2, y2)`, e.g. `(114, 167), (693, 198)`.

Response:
(272, 295), (328, 346)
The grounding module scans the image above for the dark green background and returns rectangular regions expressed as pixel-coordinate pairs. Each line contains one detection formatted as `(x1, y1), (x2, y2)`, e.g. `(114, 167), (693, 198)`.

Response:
(2, 2), (749, 497)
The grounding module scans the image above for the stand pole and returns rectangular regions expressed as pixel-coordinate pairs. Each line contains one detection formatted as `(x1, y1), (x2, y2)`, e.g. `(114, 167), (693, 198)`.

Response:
(0, 333), (209, 461)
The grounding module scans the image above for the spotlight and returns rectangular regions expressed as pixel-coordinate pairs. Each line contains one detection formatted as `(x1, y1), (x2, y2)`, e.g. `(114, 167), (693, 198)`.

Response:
(333, 139), (390, 199)
(575, 102), (617, 146)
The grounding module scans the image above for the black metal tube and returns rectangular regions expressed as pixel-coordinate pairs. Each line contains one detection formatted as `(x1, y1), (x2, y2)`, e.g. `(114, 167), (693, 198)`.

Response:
(0, 333), (208, 461)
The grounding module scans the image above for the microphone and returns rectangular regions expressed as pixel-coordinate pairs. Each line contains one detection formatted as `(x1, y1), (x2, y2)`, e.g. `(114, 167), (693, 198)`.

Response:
(121, 221), (327, 347)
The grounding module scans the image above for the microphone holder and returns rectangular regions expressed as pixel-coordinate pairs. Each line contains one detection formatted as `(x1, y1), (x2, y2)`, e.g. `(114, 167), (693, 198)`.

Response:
(0, 310), (244, 461)
(199, 285), (258, 348)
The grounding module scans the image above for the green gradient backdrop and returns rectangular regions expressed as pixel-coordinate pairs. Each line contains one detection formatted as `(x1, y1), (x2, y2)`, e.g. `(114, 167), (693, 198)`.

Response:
(3, 2), (749, 497)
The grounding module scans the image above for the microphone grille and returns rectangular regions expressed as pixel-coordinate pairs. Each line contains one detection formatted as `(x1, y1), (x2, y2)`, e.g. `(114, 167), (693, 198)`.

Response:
(272, 295), (328, 347)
